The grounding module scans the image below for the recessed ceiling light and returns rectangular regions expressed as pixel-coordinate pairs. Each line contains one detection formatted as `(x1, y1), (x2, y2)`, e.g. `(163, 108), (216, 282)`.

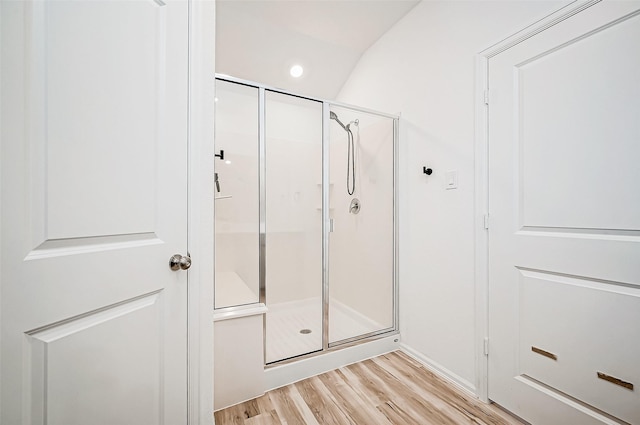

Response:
(290, 64), (304, 78)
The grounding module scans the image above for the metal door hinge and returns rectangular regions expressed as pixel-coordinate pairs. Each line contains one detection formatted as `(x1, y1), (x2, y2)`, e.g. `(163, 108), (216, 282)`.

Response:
(329, 218), (335, 233)
(483, 90), (489, 105)
(483, 214), (489, 229)
(484, 337), (489, 356)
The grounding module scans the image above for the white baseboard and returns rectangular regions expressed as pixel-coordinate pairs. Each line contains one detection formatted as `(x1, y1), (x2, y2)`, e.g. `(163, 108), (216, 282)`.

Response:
(399, 343), (477, 397)
(265, 334), (401, 391)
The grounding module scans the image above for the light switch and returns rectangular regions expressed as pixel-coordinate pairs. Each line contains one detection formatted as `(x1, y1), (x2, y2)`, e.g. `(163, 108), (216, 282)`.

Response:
(445, 170), (458, 190)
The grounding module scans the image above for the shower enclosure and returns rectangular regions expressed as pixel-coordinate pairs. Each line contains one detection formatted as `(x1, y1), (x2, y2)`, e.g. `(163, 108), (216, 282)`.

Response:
(214, 76), (398, 365)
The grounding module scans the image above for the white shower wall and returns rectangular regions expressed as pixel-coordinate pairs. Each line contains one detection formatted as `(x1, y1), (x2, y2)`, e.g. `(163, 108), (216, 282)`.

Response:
(215, 82), (260, 308)
(265, 93), (323, 306)
(215, 131), (260, 295)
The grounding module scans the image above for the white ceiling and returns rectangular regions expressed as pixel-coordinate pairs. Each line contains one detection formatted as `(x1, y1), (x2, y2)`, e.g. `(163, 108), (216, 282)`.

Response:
(216, 0), (420, 100)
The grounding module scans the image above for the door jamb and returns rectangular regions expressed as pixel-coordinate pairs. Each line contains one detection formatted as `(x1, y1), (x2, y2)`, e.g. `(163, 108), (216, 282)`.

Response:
(473, 0), (601, 403)
(187, 1), (216, 424)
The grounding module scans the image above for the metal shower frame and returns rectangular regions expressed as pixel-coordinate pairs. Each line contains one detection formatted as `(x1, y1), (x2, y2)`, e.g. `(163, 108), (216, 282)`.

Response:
(213, 73), (400, 365)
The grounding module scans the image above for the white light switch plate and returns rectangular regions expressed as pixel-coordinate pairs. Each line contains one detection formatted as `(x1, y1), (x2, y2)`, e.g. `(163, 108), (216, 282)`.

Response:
(445, 170), (458, 190)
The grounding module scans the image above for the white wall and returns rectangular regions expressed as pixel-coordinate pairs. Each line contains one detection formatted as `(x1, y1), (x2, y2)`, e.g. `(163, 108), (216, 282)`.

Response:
(337, 0), (567, 391)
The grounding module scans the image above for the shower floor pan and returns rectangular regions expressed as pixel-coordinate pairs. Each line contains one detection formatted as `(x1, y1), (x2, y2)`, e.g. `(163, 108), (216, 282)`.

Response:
(265, 297), (384, 364)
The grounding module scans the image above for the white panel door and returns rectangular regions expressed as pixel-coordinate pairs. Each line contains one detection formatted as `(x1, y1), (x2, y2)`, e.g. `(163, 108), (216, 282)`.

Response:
(488, 2), (640, 424)
(1, 1), (190, 424)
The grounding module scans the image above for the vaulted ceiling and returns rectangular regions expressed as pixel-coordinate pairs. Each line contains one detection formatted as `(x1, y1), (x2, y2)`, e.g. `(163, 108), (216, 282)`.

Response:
(216, 0), (420, 100)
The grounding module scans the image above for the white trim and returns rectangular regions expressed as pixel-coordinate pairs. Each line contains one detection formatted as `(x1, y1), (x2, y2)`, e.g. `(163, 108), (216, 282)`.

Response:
(187, 1), (215, 424)
(473, 53), (489, 403)
(400, 344), (476, 396)
(480, 0), (600, 58)
(473, 0), (601, 406)
(0, 2), (3, 419)
(213, 304), (267, 322)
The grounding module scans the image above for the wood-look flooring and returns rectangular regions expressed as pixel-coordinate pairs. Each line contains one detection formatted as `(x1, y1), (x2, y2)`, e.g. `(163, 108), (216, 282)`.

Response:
(214, 350), (524, 425)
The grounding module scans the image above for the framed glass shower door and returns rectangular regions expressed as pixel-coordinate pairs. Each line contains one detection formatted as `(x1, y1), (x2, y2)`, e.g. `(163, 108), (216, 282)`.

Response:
(264, 91), (323, 363)
(327, 105), (396, 345)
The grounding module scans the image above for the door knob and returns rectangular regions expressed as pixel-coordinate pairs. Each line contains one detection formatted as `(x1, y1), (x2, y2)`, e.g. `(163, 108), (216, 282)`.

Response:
(169, 254), (192, 271)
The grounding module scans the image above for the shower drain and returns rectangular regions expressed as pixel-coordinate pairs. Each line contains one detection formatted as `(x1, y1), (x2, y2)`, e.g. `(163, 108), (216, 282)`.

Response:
(299, 329), (312, 334)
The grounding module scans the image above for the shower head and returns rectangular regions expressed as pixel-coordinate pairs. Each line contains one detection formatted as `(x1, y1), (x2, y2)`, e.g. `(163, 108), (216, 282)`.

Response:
(330, 111), (349, 132)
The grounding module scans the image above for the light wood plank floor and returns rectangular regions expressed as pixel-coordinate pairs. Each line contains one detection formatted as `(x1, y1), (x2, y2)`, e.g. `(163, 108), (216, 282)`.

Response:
(215, 350), (524, 425)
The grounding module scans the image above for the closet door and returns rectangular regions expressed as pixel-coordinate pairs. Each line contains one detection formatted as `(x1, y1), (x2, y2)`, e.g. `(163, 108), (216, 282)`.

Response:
(488, 2), (640, 424)
(1, 1), (190, 423)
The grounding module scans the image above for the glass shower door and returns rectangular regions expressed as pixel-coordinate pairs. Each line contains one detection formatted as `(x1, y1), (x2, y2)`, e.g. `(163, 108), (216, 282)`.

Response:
(328, 106), (396, 345)
(264, 91), (323, 363)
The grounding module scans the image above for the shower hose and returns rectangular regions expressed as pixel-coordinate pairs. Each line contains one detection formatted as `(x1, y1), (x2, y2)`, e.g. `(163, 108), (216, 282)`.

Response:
(347, 128), (355, 195)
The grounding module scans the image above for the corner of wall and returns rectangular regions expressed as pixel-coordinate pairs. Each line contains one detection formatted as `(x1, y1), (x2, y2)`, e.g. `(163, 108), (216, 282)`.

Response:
(399, 343), (476, 395)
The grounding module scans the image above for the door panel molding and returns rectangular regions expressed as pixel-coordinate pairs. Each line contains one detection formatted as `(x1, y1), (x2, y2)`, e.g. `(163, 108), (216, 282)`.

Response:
(25, 1), (167, 243)
(474, 0), (640, 411)
(513, 376), (624, 425)
(26, 290), (162, 339)
(26, 292), (164, 425)
(513, 11), (640, 233)
(24, 233), (163, 261)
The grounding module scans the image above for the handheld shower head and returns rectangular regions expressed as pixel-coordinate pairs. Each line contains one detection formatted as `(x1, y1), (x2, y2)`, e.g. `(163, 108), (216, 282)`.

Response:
(330, 110), (358, 196)
(330, 111), (348, 131)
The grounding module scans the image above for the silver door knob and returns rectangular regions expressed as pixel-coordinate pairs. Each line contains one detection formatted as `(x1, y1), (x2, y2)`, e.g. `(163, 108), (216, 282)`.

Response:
(169, 254), (192, 271)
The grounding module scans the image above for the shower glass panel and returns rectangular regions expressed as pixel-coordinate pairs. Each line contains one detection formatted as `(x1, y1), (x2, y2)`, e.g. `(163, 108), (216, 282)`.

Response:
(214, 80), (260, 309)
(328, 106), (395, 345)
(265, 91), (323, 363)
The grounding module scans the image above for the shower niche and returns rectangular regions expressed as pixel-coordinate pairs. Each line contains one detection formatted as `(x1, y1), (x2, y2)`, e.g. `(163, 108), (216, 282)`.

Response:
(213, 76), (398, 367)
